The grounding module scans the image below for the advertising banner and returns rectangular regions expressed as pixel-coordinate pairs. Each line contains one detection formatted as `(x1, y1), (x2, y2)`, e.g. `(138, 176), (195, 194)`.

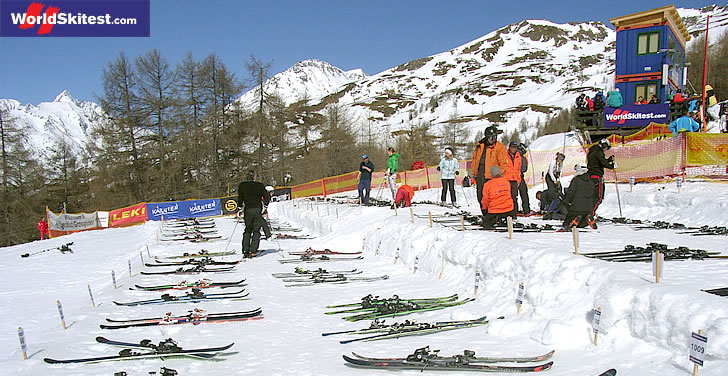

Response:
(1, 0), (150, 37)
(109, 202), (147, 228)
(603, 104), (669, 128)
(687, 133), (728, 166)
(220, 196), (239, 216)
(47, 210), (101, 236)
(146, 199), (221, 221)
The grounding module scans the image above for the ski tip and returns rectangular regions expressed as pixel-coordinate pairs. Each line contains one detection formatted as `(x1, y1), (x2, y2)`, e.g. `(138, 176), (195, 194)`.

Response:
(599, 369), (617, 376)
(534, 361), (554, 371)
(95, 336), (108, 343)
(43, 357), (60, 364)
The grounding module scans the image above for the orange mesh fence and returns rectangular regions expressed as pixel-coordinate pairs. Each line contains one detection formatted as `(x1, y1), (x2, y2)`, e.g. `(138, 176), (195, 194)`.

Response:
(606, 122), (672, 144)
(291, 179), (324, 199)
(323, 172), (359, 195)
(607, 136), (683, 181)
(403, 169), (429, 191)
(685, 133), (728, 179)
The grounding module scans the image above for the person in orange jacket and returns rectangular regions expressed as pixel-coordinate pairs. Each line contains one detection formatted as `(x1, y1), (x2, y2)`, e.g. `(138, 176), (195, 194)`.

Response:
(471, 125), (510, 215)
(394, 184), (415, 208)
(505, 142), (522, 218)
(480, 166), (515, 228)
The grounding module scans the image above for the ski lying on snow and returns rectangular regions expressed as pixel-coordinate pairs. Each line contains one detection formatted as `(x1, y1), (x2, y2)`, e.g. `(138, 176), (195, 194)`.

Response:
(157, 250), (237, 259)
(272, 269), (361, 278)
(284, 275), (389, 287)
(326, 293), (459, 309)
(113, 290), (249, 306)
(342, 355), (553, 372)
(132, 278), (246, 291)
(44, 342), (233, 364)
(106, 307), (262, 323)
(145, 258), (240, 267)
(342, 298), (475, 322)
(100, 309), (263, 329)
(287, 248), (362, 256)
(278, 255), (364, 263)
(140, 266), (235, 275)
(337, 316), (498, 344)
(350, 348), (554, 363)
(598, 370), (617, 376)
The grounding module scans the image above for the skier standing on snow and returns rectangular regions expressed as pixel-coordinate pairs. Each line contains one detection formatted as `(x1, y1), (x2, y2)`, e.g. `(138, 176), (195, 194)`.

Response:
(37, 217), (49, 240)
(505, 142), (522, 218)
(385, 147), (399, 201)
(517, 143), (531, 214)
(357, 154), (374, 205)
(587, 139), (615, 217)
(437, 147), (459, 206)
(471, 125), (509, 216)
(480, 166), (515, 228)
(562, 163), (597, 229)
(237, 171), (271, 258)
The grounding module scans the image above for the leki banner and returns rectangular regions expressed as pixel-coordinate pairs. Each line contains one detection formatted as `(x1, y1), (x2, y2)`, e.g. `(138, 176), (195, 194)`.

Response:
(47, 209), (102, 236)
(603, 104), (669, 128)
(109, 202), (147, 228)
(1, 0), (150, 37)
(146, 199), (221, 221)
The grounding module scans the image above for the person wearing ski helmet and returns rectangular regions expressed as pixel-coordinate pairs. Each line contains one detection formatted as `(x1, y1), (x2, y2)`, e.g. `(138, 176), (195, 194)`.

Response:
(237, 170), (271, 258)
(437, 147), (459, 206)
(546, 152), (565, 194)
(562, 163), (597, 229)
(471, 125), (509, 215)
(586, 138), (615, 216)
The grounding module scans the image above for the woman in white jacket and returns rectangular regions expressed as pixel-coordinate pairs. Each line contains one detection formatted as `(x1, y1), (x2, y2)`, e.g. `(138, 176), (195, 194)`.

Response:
(438, 147), (459, 206)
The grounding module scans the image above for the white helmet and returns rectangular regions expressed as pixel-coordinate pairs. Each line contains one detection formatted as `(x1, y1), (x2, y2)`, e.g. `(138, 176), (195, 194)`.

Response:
(599, 138), (611, 150)
(265, 186), (275, 192)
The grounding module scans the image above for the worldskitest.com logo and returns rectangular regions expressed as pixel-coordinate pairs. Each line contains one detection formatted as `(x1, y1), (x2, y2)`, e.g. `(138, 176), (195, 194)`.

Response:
(1, 0), (150, 37)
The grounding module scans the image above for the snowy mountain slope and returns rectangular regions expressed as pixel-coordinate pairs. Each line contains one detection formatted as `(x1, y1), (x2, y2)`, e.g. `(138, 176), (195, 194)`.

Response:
(235, 59), (367, 109)
(2, 181), (727, 375)
(680, 4), (728, 44)
(0, 90), (101, 159)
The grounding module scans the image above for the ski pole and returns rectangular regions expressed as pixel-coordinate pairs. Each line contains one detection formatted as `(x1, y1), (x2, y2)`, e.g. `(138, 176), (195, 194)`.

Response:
(224, 212), (240, 252)
(613, 168), (622, 217)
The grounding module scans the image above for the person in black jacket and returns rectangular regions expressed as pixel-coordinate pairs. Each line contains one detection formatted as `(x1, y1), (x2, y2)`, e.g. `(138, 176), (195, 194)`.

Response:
(562, 163), (596, 229)
(237, 171), (271, 258)
(357, 154), (374, 205)
(587, 138), (615, 217)
(517, 143), (530, 214)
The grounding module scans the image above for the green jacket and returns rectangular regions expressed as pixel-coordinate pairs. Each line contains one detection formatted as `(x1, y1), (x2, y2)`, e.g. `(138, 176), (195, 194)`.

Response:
(387, 152), (399, 174)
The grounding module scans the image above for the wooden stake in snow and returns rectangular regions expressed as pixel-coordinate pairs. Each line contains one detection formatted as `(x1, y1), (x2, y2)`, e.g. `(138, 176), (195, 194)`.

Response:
(87, 284), (96, 308)
(507, 216), (513, 240)
(653, 249), (664, 283)
(409, 207), (414, 223)
(394, 248), (400, 264)
(428, 211), (433, 228)
(18, 327), (27, 360)
(57, 300), (66, 330)
(629, 176), (635, 192)
(128, 260), (132, 278)
(461, 215), (465, 231)
(438, 254), (445, 279)
(516, 282), (525, 314)
(592, 306), (602, 346)
(572, 226), (579, 255)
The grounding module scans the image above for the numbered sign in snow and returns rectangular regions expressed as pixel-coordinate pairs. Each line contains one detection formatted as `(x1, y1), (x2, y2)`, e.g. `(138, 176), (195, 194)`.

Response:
(18, 327), (27, 360)
(394, 249), (400, 264)
(676, 177), (683, 191)
(689, 332), (708, 366)
(516, 282), (525, 305)
(128, 260), (132, 277)
(592, 307), (602, 334)
(111, 270), (117, 289)
(413, 256), (419, 273)
(629, 176), (635, 186)
(474, 270), (481, 295)
(56, 300), (66, 329)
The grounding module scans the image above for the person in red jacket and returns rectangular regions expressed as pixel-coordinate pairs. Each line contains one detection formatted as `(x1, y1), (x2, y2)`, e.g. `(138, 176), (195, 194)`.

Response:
(480, 166), (515, 228)
(394, 184), (415, 208)
(37, 217), (50, 240)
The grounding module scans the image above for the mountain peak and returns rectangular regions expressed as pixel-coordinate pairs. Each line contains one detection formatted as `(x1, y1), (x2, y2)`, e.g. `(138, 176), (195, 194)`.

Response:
(54, 90), (77, 103)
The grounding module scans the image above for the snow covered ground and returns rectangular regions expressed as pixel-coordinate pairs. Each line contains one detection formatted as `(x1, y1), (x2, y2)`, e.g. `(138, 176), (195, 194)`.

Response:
(1, 179), (727, 376)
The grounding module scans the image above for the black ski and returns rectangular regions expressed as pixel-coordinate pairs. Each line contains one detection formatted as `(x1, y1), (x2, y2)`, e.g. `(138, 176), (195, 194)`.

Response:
(100, 308), (262, 329)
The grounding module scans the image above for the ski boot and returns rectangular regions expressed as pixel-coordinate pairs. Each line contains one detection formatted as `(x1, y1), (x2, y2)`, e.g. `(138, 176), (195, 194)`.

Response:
(160, 367), (178, 376)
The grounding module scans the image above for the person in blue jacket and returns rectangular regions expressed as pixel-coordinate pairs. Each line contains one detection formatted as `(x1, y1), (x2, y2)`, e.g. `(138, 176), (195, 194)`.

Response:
(669, 111), (701, 136)
(606, 88), (623, 108)
(437, 147), (459, 206)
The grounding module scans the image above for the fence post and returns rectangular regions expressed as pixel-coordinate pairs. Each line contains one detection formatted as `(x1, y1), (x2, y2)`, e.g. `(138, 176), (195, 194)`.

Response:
(404, 171), (408, 185)
(425, 166), (431, 189)
(321, 179), (327, 198)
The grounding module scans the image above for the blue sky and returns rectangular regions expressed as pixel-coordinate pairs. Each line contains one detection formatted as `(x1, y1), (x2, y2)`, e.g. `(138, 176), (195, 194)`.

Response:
(0, 0), (722, 105)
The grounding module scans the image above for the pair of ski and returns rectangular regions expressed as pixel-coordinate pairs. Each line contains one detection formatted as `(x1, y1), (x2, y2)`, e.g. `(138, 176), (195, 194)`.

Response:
(113, 289), (249, 306)
(278, 255), (364, 263)
(131, 278), (246, 291)
(161, 234), (223, 241)
(140, 265), (235, 275)
(20, 242), (74, 258)
(582, 244), (723, 262)
(343, 346), (555, 372)
(327, 293), (459, 311)
(274, 233), (316, 240)
(271, 268), (361, 278)
(283, 274), (389, 287)
(101, 307), (263, 329)
(327, 294), (473, 322)
(678, 225), (728, 236)
(324, 316), (497, 344)
(44, 337), (233, 364)
(156, 250), (236, 259)
(287, 248), (362, 256)
(145, 257), (241, 267)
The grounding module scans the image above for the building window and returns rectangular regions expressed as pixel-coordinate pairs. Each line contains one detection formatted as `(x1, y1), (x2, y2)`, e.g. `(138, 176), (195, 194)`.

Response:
(637, 32), (660, 55)
(636, 81), (659, 102)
